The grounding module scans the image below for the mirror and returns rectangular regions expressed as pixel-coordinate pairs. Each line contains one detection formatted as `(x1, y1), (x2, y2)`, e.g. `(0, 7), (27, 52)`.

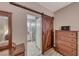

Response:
(0, 16), (8, 49)
(0, 11), (12, 56)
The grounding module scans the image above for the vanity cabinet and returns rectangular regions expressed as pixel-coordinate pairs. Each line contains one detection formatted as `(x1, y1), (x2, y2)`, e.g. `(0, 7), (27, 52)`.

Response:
(11, 43), (25, 56)
(55, 30), (77, 56)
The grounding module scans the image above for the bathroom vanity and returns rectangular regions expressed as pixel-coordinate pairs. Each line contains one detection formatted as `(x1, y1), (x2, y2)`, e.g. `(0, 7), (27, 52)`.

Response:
(11, 43), (25, 56)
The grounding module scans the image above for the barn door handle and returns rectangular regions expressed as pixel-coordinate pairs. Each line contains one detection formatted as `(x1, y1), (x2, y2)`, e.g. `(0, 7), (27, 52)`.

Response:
(43, 32), (44, 34)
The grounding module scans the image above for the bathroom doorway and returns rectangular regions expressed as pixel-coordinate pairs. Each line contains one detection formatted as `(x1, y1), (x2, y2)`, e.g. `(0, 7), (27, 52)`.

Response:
(26, 14), (42, 56)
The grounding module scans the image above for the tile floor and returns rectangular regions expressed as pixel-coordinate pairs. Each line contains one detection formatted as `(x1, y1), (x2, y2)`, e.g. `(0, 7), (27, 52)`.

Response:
(26, 41), (62, 56)
(43, 48), (62, 56)
(26, 41), (42, 56)
(26, 47), (62, 56)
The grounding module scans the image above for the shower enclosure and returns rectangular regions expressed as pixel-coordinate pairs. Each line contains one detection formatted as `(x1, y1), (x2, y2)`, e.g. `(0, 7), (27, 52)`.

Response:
(27, 15), (42, 56)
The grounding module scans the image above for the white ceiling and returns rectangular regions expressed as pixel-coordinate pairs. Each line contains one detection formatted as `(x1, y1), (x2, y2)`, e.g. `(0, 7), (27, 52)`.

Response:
(37, 2), (72, 12)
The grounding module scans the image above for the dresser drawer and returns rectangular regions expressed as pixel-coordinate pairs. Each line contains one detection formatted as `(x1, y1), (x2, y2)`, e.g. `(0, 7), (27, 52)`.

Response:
(58, 36), (76, 43)
(57, 40), (76, 49)
(56, 43), (76, 56)
(57, 31), (77, 38)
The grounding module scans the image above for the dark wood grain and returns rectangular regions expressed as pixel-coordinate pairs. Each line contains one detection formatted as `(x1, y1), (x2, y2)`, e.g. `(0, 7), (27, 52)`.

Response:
(55, 30), (77, 56)
(10, 2), (42, 15)
(42, 14), (54, 53)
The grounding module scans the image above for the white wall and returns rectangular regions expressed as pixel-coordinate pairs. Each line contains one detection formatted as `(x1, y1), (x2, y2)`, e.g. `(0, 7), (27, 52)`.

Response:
(16, 2), (54, 17)
(54, 2), (79, 55)
(0, 2), (27, 44)
(0, 2), (53, 45)
(54, 2), (79, 31)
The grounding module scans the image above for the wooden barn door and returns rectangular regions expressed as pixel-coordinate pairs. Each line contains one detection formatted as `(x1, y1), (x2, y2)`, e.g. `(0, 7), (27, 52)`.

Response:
(42, 14), (54, 53)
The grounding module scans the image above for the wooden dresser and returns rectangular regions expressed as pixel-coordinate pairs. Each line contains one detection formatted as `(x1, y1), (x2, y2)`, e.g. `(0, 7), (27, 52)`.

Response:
(55, 30), (77, 56)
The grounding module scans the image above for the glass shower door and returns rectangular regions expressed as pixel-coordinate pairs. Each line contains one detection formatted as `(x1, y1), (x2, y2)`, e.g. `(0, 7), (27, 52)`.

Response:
(27, 15), (42, 56)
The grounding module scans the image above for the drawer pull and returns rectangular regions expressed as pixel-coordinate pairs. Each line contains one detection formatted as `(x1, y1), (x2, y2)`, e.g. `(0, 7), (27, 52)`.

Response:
(71, 50), (73, 52)
(71, 34), (73, 35)
(71, 44), (73, 47)
(71, 50), (75, 53)
(71, 40), (73, 41)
